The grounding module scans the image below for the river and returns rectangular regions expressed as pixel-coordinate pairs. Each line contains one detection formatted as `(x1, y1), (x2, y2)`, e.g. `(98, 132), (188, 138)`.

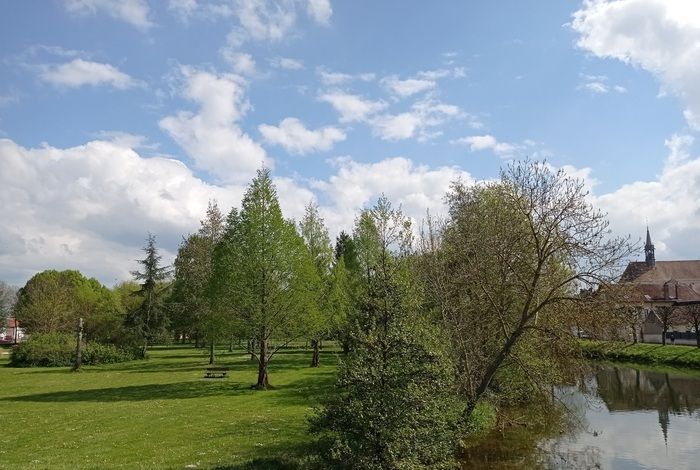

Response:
(461, 363), (700, 469)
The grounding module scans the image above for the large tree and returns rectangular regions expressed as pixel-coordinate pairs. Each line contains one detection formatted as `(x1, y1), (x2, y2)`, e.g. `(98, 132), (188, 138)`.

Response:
(128, 234), (171, 358)
(422, 160), (633, 417)
(15, 270), (123, 342)
(310, 196), (462, 469)
(171, 201), (227, 363)
(298, 201), (333, 367)
(211, 169), (318, 388)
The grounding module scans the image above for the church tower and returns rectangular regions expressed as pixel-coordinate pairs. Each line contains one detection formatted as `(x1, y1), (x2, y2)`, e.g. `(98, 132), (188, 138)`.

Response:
(645, 227), (656, 267)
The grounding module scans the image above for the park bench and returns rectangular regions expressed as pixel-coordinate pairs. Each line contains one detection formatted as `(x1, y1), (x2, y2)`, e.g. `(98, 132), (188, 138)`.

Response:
(204, 367), (229, 379)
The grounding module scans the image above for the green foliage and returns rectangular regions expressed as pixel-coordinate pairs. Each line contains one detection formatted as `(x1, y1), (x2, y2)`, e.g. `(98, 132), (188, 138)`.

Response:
(211, 169), (319, 387)
(9, 333), (139, 367)
(15, 270), (124, 342)
(581, 340), (700, 369)
(128, 234), (171, 355)
(10, 332), (74, 367)
(310, 197), (463, 469)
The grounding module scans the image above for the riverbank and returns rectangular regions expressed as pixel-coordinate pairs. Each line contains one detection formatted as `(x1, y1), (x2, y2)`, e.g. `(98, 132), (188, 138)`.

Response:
(581, 340), (700, 369)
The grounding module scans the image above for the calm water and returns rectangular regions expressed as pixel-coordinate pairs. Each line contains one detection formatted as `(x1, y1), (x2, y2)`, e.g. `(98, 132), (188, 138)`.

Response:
(462, 363), (700, 469)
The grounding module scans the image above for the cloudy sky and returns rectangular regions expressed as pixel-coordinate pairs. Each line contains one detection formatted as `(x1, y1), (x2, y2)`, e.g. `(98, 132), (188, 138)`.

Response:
(1, 0), (700, 286)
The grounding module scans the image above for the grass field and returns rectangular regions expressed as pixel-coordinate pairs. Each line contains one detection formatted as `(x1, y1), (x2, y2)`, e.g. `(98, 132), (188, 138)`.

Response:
(581, 340), (700, 369)
(0, 345), (339, 469)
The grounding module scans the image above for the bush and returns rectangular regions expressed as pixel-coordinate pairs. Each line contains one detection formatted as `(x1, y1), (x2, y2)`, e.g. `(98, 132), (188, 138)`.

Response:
(82, 342), (138, 364)
(9, 333), (139, 367)
(10, 333), (74, 367)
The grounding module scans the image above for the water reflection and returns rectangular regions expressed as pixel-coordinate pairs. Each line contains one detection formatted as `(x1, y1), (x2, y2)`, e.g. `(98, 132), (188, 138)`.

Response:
(461, 364), (700, 469)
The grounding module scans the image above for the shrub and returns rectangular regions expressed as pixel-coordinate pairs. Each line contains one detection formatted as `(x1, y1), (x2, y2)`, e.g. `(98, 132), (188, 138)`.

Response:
(10, 333), (74, 367)
(9, 333), (140, 367)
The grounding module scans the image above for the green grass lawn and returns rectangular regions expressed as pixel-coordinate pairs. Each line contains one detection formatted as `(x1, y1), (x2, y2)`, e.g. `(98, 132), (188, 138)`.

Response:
(581, 340), (700, 369)
(0, 345), (339, 469)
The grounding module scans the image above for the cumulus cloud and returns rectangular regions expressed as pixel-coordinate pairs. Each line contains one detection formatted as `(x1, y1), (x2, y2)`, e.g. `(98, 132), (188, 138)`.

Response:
(594, 133), (700, 261)
(312, 156), (475, 236)
(371, 99), (463, 141)
(318, 90), (388, 122)
(381, 76), (436, 97)
(159, 66), (268, 183)
(63, 0), (153, 29)
(316, 67), (375, 86)
(259, 117), (346, 154)
(452, 134), (520, 157)
(0, 137), (242, 286)
(39, 59), (137, 89)
(572, 0), (700, 128)
(306, 0), (332, 25)
(221, 50), (257, 75)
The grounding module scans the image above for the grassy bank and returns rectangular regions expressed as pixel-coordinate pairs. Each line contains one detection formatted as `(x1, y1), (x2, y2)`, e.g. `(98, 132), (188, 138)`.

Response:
(0, 345), (338, 469)
(581, 340), (700, 369)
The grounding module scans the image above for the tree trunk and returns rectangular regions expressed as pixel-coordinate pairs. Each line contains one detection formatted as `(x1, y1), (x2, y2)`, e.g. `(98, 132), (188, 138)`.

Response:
(142, 337), (149, 358)
(248, 338), (255, 361)
(72, 318), (83, 372)
(631, 326), (637, 344)
(209, 341), (215, 365)
(229, 335), (234, 353)
(662, 325), (667, 346)
(256, 338), (269, 389)
(695, 322), (700, 348)
(310, 339), (320, 367)
(640, 327), (645, 344)
(194, 331), (200, 348)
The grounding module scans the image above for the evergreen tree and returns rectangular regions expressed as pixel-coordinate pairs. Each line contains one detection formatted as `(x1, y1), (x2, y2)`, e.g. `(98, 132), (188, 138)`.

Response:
(129, 233), (171, 358)
(211, 169), (318, 388)
(310, 196), (462, 469)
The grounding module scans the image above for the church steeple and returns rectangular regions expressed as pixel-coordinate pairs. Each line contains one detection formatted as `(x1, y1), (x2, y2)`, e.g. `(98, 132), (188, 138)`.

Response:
(645, 226), (656, 267)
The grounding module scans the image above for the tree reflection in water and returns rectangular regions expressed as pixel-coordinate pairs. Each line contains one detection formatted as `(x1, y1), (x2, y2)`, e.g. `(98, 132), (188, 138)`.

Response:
(460, 364), (700, 469)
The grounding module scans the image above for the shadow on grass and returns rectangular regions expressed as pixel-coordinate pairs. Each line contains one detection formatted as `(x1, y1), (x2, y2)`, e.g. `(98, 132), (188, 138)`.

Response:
(214, 458), (302, 470)
(1, 380), (251, 403)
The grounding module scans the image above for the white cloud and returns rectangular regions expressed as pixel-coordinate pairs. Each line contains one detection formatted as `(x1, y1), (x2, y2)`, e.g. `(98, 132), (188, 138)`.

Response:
(572, 0), (700, 128)
(452, 134), (520, 157)
(381, 76), (436, 97)
(317, 67), (376, 85)
(270, 57), (304, 70)
(306, 0), (332, 25)
(313, 156), (475, 236)
(416, 67), (466, 80)
(594, 133), (700, 261)
(259, 117), (346, 154)
(226, 0), (297, 47)
(159, 66), (268, 183)
(371, 98), (463, 141)
(579, 74), (627, 94)
(0, 137), (243, 286)
(221, 50), (257, 75)
(39, 59), (137, 89)
(63, 0), (153, 29)
(318, 91), (388, 122)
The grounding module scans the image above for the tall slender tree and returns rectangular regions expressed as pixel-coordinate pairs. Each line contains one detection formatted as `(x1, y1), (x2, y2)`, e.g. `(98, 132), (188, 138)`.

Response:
(129, 233), (171, 358)
(211, 169), (318, 388)
(299, 201), (333, 367)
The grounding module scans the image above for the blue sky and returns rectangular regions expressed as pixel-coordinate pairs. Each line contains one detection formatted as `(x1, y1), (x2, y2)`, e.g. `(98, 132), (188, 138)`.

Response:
(1, 0), (700, 286)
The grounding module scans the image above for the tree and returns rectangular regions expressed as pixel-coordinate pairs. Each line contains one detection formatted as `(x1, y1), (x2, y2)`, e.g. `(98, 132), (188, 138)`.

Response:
(298, 201), (333, 367)
(681, 304), (700, 348)
(171, 201), (226, 363)
(0, 281), (18, 320)
(129, 234), (171, 358)
(211, 169), (318, 388)
(15, 270), (122, 342)
(424, 160), (633, 417)
(655, 305), (681, 346)
(310, 196), (462, 469)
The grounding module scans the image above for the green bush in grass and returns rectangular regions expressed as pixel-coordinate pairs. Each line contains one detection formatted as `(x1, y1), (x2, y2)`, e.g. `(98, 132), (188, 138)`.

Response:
(9, 333), (139, 367)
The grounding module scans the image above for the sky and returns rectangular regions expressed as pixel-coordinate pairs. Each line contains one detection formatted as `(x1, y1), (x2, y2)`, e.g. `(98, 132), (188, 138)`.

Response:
(2, 0), (700, 287)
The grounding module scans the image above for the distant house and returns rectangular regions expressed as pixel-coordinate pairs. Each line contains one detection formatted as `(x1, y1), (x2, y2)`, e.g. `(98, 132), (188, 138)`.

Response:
(619, 228), (700, 344)
(0, 318), (25, 344)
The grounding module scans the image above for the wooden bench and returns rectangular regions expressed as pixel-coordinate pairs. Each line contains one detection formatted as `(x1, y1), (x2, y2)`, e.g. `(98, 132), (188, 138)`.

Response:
(204, 367), (229, 378)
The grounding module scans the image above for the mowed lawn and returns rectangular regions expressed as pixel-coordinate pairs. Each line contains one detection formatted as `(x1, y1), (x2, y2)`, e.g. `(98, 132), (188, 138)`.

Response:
(0, 345), (339, 469)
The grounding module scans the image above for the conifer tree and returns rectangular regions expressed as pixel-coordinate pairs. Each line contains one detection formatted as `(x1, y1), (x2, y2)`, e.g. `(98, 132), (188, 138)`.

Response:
(211, 169), (318, 388)
(129, 233), (171, 358)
